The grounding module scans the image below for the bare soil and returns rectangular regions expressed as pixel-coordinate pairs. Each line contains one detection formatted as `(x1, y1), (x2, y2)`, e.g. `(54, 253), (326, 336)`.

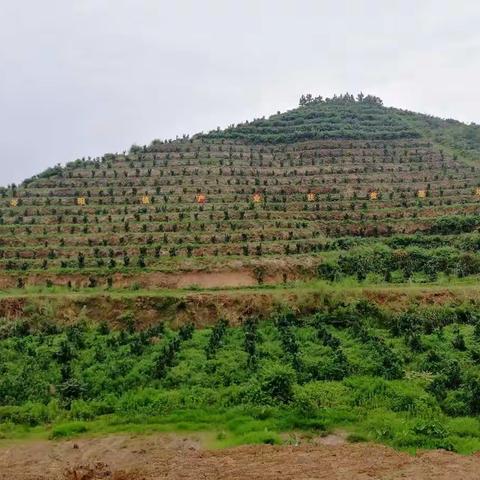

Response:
(176, 270), (256, 288)
(1, 433), (480, 480)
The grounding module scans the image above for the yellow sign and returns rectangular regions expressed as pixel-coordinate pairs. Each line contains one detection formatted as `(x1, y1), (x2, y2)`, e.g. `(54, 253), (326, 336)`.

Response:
(77, 197), (86, 206)
(196, 194), (206, 204)
(475, 187), (480, 197)
(10, 199), (18, 207)
(307, 192), (316, 202)
(417, 190), (426, 198)
(252, 193), (262, 203)
(369, 191), (378, 200)
(141, 195), (150, 205)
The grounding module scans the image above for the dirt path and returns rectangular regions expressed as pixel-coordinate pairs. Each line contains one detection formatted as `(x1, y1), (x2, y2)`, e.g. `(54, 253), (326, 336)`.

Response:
(1, 433), (480, 480)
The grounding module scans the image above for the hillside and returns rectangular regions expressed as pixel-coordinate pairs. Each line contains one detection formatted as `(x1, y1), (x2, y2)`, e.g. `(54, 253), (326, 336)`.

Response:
(1, 93), (480, 293)
(4, 94), (480, 462)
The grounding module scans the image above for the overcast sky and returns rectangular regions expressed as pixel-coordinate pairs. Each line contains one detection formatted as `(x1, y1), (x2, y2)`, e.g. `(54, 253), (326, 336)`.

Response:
(0, 0), (479, 186)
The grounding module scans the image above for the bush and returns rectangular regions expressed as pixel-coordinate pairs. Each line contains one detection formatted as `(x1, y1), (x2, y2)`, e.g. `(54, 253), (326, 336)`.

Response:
(293, 381), (349, 414)
(430, 216), (480, 235)
(50, 421), (88, 439)
(0, 403), (54, 426)
(260, 363), (296, 404)
(317, 262), (341, 281)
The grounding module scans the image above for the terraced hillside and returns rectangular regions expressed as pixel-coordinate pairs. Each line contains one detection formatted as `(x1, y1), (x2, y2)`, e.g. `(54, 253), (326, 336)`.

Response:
(1, 94), (480, 291)
(5, 95), (480, 465)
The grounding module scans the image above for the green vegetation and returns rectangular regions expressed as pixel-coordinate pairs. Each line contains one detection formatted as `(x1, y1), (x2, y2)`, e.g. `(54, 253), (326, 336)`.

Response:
(201, 93), (419, 142)
(2, 93), (480, 455)
(319, 242), (480, 282)
(2, 304), (480, 453)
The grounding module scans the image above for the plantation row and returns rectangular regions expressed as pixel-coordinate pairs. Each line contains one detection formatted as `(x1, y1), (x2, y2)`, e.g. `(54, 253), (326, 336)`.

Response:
(3, 186), (480, 211)
(2, 243), (480, 290)
(2, 201), (480, 235)
(4, 228), (480, 255)
(1, 192), (478, 224)
(18, 147), (457, 177)
(0, 214), (478, 249)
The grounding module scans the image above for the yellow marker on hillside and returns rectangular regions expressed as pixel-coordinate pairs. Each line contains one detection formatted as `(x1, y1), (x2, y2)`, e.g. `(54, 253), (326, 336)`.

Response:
(369, 191), (378, 200)
(196, 193), (206, 204)
(307, 192), (316, 202)
(10, 199), (18, 207)
(417, 190), (426, 198)
(77, 197), (86, 206)
(475, 187), (480, 197)
(252, 193), (262, 203)
(141, 195), (150, 205)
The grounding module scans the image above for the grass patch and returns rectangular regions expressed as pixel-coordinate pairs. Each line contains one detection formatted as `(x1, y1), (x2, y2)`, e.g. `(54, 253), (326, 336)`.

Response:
(50, 422), (88, 439)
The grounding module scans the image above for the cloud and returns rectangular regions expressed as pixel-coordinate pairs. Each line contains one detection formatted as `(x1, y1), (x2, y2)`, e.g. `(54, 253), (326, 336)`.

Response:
(0, 0), (479, 184)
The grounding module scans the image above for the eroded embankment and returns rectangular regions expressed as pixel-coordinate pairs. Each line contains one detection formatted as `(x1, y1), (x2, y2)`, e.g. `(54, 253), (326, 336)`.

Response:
(0, 256), (322, 290)
(0, 283), (478, 329)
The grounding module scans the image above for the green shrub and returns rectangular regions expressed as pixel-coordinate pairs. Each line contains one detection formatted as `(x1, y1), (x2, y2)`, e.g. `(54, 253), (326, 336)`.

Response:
(260, 363), (296, 403)
(293, 381), (349, 414)
(50, 421), (88, 439)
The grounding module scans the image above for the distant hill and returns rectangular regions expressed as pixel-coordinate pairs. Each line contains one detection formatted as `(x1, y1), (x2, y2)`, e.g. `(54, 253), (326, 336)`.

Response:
(1, 93), (480, 289)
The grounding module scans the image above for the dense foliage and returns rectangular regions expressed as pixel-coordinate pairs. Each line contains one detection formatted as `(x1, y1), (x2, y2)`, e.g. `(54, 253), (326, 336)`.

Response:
(201, 94), (420, 143)
(318, 242), (480, 282)
(3, 304), (480, 452)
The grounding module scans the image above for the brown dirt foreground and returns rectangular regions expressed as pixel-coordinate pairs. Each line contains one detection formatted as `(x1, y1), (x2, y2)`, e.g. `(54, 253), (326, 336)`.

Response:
(2, 434), (480, 480)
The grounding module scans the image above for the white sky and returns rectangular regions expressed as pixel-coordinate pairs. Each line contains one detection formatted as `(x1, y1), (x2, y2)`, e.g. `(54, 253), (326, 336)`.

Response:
(0, 0), (479, 185)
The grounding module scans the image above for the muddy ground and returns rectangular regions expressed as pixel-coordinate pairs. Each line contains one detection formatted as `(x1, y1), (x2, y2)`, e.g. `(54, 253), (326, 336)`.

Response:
(1, 433), (480, 480)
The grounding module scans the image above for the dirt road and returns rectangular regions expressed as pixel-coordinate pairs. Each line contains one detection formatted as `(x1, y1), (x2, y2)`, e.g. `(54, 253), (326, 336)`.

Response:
(1, 433), (480, 480)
